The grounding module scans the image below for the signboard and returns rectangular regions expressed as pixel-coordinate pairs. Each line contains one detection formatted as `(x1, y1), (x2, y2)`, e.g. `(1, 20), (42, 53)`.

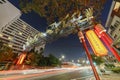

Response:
(86, 30), (108, 56)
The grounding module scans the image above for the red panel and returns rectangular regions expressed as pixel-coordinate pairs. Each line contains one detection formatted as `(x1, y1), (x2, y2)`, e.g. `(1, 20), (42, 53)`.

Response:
(101, 36), (120, 61)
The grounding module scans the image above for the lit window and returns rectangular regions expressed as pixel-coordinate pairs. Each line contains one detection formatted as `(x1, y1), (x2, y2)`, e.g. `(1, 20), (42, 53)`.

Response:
(23, 25), (26, 30)
(114, 2), (120, 12)
(8, 44), (12, 47)
(8, 36), (13, 40)
(19, 32), (22, 35)
(0, 34), (3, 37)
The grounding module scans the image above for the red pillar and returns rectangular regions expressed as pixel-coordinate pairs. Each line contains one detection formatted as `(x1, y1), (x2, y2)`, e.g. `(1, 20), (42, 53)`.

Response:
(94, 25), (120, 61)
(78, 31), (100, 80)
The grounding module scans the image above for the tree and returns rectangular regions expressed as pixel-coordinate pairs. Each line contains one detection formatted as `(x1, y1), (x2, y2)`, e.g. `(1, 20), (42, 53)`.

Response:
(48, 54), (60, 67)
(25, 52), (36, 65)
(91, 54), (104, 65)
(38, 53), (60, 67)
(25, 47), (45, 66)
(38, 56), (48, 66)
(19, 0), (107, 24)
(0, 43), (15, 62)
(0, 40), (3, 49)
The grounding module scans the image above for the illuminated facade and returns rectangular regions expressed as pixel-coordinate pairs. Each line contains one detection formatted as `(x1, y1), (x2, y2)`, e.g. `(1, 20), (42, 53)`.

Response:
(0, 0), (44, 54)
(105, 0), (120, 54)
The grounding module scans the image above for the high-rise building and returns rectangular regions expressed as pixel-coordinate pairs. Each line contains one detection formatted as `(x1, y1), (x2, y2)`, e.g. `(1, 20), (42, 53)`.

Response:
(105, 0), (120, 53)
(0, 0), (45, 54)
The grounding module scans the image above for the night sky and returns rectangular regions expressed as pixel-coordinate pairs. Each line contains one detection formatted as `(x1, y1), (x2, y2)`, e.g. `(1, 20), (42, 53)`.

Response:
(9, 0), (112, 61)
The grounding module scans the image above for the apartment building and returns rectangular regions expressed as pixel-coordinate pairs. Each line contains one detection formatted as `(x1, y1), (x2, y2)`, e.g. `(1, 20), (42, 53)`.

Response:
(0, 0), (45, 54)
(105, 0), (120, 53)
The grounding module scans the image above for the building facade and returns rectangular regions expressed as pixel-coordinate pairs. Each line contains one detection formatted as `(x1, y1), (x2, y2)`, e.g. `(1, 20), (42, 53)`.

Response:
(0, 0), (45, 54)
(105, 0), (120, 54)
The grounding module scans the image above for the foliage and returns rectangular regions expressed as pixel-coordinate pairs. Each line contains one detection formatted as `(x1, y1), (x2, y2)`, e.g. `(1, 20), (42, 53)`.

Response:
(91, 54), (104, 65)
(48, 54), (60, 66)
(25, 48), (44, 66)
(104, 63), (115, 68)
(38, 54), (60, 67)
(38, 56), (48, 66)
(19, 0), (107, 24)
(112, 67), (120, 73)
(25, 47), (60, 67)
(0, 41), (15, 62)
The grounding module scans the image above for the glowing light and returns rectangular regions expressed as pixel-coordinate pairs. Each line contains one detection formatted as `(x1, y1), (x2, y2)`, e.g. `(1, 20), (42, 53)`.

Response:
(8, 44), (12, 47)
(77, 60), (80, 63)
(23, 25), (26, 30)
(19, 32), (22, 35)
(72, 60), (74, 62)
(61, 55), (65, 59)
(0, 34), (3, 37)
(16, 53), (26, 65)
(43, 33), (47, 36)
(8, 36), (13, 40)
(86, 30), (108, 56)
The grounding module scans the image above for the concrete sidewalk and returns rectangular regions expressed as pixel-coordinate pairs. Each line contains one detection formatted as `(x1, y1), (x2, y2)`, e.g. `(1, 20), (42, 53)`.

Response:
(88, 73), (120, 80)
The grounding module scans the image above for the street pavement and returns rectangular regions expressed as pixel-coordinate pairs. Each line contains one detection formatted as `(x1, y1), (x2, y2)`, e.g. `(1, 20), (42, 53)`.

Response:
(88, 73), (120, 80)
(29, 68), (94, 80)
(0, 66), (94, 80)
(0, 66), (119, 80)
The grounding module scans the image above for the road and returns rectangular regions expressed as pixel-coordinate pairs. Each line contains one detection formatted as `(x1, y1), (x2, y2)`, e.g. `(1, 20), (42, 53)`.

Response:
(37, 68), (94, 80)
(0, 66), (94, 80)
(1, 66), (120, 80)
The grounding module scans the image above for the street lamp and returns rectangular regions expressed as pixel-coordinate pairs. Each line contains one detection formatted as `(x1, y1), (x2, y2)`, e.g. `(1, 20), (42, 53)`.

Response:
(72, 60), (74, 63)
(42, 33), (47, 36)
(86, 60), (89, 64)
(59, 58), (62, 61)
(61, 55), (65, 59)
(82, 60), (85, 63)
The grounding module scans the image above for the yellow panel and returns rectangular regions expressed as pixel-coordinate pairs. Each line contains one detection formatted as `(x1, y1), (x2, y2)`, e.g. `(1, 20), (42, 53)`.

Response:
(86, 30), (108, 56)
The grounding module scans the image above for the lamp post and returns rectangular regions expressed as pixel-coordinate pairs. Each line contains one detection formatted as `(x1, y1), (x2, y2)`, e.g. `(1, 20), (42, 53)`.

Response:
(77, 59), (80, 63)
(72, 60), (74, 63)
(61, 55), (65, 59)
(60, 55), (65, 62)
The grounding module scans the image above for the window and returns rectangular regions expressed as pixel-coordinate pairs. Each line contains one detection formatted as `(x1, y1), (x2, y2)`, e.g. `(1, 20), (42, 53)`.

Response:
(114, 34), (117, 39)
(114, 20), (120, 28)
(110, 30), (113, 35)
(116, 20), (120, 24)
(0, 34), (3, 37)
(3, 35), (8, 38)
(110, 25), (115, 31)
(0, 1), (3, 4)
(2, 0), (6, 3)
(0, 0), (6, 4)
